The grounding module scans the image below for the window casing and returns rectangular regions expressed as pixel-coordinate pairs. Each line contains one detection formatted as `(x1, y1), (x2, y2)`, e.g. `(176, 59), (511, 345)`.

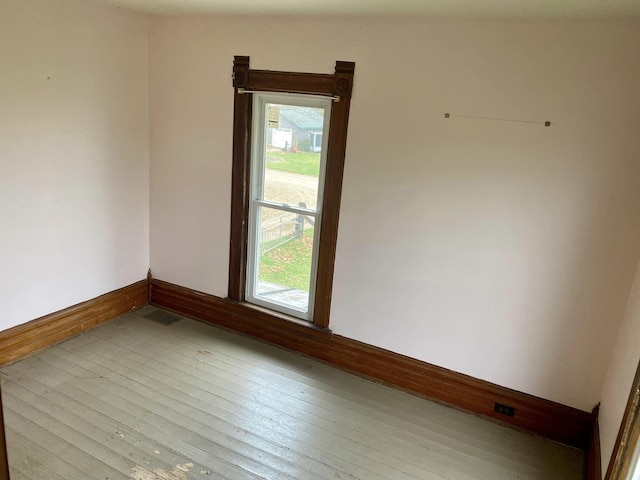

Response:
(228, 56), (355, 329)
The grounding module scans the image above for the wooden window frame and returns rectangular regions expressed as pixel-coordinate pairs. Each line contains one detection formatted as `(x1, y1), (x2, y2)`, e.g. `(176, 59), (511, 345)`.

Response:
(0, 386), (9, 480)
(227, 56), (355, 329)
(245, 92), (331, 321)
(606, 359), (640, 480)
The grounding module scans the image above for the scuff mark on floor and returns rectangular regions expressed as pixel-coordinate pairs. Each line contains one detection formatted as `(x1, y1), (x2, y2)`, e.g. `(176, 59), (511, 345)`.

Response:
(130, 462), (193, 480)
(175, 463), (194, 472)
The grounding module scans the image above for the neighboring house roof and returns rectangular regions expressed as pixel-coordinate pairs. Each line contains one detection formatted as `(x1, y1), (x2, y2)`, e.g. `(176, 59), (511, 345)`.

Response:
(279, 106), (324, 131)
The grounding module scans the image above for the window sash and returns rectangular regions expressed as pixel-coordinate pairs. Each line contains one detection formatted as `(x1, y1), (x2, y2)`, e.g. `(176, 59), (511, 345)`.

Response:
(245, 93), (331, 320)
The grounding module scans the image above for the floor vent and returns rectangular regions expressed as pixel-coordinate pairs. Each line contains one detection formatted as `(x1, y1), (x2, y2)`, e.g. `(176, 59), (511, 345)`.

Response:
(143, 310), (181, 325)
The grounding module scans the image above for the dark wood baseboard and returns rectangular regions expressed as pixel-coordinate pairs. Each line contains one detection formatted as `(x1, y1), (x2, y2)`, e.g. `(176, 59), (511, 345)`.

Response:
(0, 280), (148, 367)
(150, 278), (592, 449)
(586, 404), (602, 480)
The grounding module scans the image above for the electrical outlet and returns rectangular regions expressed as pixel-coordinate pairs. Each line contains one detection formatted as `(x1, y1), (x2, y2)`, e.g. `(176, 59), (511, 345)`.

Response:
(494, 403), (515, 417)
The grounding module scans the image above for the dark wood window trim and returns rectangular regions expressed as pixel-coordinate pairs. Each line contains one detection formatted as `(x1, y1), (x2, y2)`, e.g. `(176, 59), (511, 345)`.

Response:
(228, 56), (355, 329)
(606, 358), (640, 480)
(0, 386), (9, 480)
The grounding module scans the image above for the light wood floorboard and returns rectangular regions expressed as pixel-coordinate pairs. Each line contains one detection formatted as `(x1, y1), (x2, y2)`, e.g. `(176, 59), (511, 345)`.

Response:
(1, 306), (583, 480)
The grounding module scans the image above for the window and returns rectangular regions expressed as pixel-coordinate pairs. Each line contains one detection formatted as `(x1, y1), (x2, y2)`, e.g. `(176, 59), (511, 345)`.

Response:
(246, 95), (331, 319)
(607, 358), (640, 480)
(228, 56), (355, 328)
(309, 131), (323, 152)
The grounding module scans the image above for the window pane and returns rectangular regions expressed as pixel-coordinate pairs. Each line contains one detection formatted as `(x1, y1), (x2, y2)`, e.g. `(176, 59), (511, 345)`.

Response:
(253, 205), (316, 314)
(262, 103), (324, 211)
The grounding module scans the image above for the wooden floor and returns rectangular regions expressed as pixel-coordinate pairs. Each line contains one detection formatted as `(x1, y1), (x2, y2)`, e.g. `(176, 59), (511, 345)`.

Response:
(0, 306), (583, 480)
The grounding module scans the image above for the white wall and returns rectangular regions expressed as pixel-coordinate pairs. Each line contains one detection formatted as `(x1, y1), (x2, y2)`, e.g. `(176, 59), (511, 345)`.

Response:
(148, 16), (640, 411)
(0, 0), (149, 331)
(600, 262), (640, 475)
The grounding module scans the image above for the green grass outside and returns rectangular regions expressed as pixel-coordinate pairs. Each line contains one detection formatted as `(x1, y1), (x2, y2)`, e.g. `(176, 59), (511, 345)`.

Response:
(266, 150), (320, 177)
(259, 229), (314, 291)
